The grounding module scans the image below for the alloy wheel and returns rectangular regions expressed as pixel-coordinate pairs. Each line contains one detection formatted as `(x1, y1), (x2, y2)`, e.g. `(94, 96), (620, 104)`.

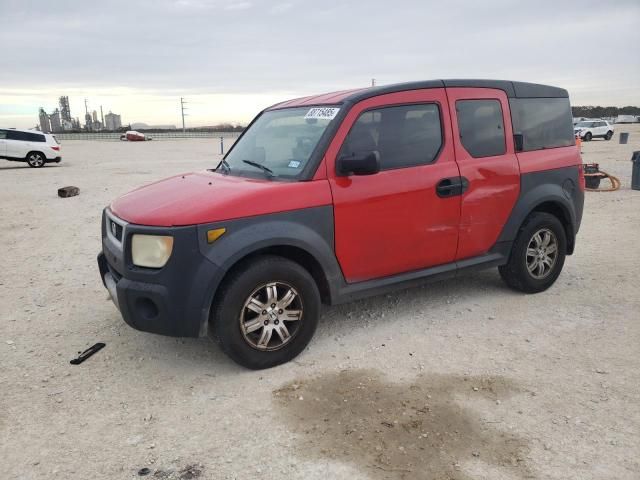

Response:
(28, 154), (44, 167)
(239, 282), (303, 351)
(525, 228), (558, 280)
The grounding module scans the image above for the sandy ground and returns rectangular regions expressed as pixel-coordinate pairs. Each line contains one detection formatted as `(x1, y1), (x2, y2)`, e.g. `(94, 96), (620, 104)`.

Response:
(1, 128), (639, 480)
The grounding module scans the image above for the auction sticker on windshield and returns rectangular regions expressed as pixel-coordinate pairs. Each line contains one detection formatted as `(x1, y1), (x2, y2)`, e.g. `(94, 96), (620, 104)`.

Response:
(304, 107), (340, 120)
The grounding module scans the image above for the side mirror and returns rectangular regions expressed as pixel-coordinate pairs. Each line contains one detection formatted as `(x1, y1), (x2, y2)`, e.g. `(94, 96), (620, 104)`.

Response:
(514, 133), (524, 152)
(337, 151), (381, 176)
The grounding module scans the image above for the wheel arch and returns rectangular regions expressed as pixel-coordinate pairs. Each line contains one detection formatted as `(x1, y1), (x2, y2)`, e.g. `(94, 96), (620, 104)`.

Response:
(25, 150), (45, 160)
(497, 170), (581, 256)
(529, 200), (575, 254)
(194, 207), (344, 334)
(214, 244), (334, 306)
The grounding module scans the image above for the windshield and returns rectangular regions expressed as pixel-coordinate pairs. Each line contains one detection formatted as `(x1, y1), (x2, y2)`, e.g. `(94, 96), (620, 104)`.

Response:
(575, 121), (595, 128)
(222, 106), (338, 179)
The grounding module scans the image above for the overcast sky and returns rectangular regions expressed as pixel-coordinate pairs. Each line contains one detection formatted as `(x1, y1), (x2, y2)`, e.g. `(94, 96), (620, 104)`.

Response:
(1, 0), (638, 129)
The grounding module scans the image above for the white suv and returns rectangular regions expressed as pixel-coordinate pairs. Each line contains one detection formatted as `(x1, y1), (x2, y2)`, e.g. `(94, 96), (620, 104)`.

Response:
(573, 120), (614, 141)
(0, 128), (62, 167)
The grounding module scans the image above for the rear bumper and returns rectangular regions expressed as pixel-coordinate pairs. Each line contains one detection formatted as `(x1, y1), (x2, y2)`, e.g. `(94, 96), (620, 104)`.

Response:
(46, 156), (61, 163)
(98, 210), (224, 338)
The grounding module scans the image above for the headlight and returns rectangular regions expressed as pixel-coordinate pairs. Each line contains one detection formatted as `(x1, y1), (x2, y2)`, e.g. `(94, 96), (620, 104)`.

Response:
(131, 234), (174, 268)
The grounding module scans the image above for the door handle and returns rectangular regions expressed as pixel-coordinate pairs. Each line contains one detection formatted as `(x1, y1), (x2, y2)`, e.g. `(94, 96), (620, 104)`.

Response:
(436, 177), (469, 198)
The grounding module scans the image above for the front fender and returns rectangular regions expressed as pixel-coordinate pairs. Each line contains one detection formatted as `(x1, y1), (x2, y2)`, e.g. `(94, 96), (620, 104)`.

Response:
(194, 206), (342, 329)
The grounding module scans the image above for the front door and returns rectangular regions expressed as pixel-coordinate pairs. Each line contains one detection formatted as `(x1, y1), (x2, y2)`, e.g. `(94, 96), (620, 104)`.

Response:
(326, 89), (462, 283)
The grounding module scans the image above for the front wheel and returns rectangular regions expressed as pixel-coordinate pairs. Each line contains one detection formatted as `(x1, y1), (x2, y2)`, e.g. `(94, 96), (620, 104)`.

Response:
(583, 132), (592, 141)
(499, 212), (567, 293)
(605, 131), (613, 141)
(26, 152), (45, 168)
(211, 255), (320, 369)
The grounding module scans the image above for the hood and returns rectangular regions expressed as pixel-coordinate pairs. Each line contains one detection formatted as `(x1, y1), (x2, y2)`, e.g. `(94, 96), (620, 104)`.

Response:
(110, 171), (332, 227)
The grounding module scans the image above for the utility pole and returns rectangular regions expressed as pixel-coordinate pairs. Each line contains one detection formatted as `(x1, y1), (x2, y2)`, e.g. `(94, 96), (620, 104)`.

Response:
(100, 106), (104, 126)
(371, 78), (376, 87)
(180, 97), (188, 133)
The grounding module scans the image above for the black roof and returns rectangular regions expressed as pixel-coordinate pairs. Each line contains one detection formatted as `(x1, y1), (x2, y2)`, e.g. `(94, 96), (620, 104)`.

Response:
(344, 79), (568, 104)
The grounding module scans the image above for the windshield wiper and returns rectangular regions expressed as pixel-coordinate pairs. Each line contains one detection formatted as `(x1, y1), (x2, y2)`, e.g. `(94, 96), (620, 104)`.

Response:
(242, 160), (275, 177)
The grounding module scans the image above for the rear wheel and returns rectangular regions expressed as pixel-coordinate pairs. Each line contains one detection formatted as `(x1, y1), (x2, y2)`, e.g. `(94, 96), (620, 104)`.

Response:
(211, 255), (320, 369)
(605, 131), (613, 141)
(583, 132), (592, 141)
(499, 212), (567, 293)
(26, 152), (45, 168)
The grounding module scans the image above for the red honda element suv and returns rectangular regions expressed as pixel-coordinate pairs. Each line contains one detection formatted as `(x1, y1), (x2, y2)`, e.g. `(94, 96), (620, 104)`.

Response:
(98, 80), (584, 369)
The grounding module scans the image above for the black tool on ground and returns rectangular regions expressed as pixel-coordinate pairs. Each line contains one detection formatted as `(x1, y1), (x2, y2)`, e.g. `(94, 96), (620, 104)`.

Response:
(137, 468), (151, 476)
(70, 342), (106, 365)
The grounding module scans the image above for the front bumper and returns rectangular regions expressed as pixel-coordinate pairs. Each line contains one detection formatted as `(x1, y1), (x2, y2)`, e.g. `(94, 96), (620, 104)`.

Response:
(98, 210), (223, 338)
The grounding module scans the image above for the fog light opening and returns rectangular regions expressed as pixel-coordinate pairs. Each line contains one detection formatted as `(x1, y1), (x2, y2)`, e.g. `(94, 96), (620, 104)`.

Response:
(135, 297), (159, 320)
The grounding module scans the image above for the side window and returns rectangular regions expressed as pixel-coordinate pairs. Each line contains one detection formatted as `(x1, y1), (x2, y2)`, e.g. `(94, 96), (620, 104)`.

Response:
(339, 103), (443, 170)
(456, 99), (506, 158)
(26, 132), (46, 142)
(509, 98), (574, 151)
(6, 130), (29, 141)
(0, 130), (7, 139)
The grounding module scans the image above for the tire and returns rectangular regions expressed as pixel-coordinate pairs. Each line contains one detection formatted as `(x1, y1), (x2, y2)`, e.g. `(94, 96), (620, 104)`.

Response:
(583, 132), (592, 141)
(605, 131), (613, 141)
(26, 152), (46, 168)
(499, 212), (567, 293)
(211, 255), (320, 369)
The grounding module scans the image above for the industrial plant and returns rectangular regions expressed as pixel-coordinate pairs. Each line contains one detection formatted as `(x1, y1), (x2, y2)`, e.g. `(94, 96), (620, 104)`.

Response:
(37, 96), (123, 133)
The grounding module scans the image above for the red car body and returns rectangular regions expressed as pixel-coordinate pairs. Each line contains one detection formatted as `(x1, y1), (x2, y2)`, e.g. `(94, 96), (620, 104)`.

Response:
(99, 79), (584, 367)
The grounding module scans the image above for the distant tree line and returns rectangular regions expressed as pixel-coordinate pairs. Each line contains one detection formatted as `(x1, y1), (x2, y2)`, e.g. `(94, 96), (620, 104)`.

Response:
(572, 106), (640, 118)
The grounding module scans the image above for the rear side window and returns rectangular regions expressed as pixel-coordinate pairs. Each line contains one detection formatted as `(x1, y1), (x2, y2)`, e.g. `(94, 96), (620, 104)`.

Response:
(0, 130), (7, 139)
(340, 103), (443, 170)
(456, 100), (506, 158)
(27, 132), (46, 142)
(509, 98), (574, 151)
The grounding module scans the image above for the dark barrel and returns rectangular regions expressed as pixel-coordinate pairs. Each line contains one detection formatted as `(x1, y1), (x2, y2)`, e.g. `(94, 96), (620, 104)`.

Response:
(632, 151), (640, 191)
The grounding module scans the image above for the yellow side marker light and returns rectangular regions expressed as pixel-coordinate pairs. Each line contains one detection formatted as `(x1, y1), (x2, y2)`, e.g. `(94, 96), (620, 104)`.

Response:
(207, 228), (226, 244)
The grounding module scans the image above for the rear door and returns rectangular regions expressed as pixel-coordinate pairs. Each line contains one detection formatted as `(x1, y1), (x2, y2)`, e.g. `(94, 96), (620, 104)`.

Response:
(446, 88), (521, 260)
(5, 130), (28, 158)
(325, 89), (462, 283)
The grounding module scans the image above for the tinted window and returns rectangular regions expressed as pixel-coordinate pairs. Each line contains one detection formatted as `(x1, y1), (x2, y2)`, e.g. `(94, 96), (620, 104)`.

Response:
(509, 98), (574, 151)
(340, 104), (442, 170)
(6, 130), (45, 142)
(27, 132), (46, 142)
(6, 130), (29, 141)
(456, 100), (506, 158)
(0, 130), (7, 139)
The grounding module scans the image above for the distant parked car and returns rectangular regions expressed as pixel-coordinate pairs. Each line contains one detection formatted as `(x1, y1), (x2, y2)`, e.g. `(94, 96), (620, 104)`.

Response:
(120, 130), (152, 141)
(0, 128), (61, 167)
(574, 120), (614, 141)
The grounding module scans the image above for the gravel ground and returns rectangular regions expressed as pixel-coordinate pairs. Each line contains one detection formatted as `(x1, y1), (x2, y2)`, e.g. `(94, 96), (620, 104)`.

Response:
(1, 128), (639, 480)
